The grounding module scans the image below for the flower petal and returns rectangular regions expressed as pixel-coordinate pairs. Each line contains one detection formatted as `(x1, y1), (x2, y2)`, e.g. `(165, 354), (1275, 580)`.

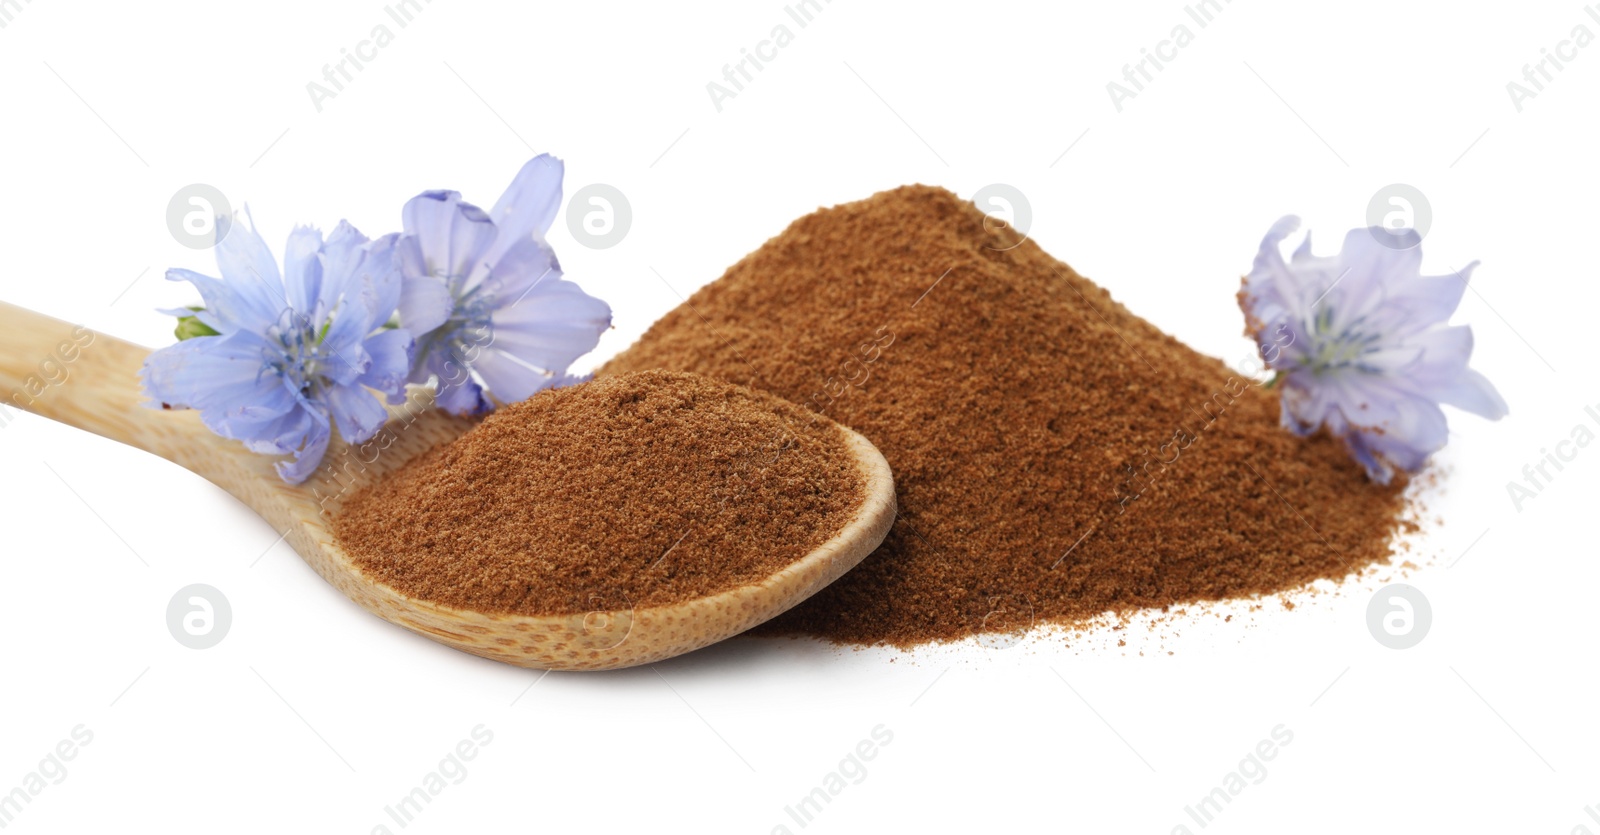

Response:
(230, 394), (315, 454)
(317, 221), (373, 316)
(281, 226), (324, 316)
(1239, 216), (1506, 482)
(401, 190), (497, 283)
(486, 278), (611, 373)
(484, 154), (564, 266)
(362, 233), (404, 329)
(481, 235), (561, 304)
(1400, 325), (1473, 385)
(396, 248), (454, 335)
(473, 349), (556, 404)
(1246, 216), (1311, 318)
(358, 327), (414, 403)
(1381, 263), (1472, 336)
(275, 407), (332, 484)
(165, 268), (279, 336)
(1332, 226), (1423, 311)
(324, 381), (389, 444)
(213, 212), (288, 321)
(141, 332), (273, 412)
(428, 351), (492, 416)
(1430, 367), (1509, 420)
(1344, 390), (1449, 482)
(318, 336), (372, 389)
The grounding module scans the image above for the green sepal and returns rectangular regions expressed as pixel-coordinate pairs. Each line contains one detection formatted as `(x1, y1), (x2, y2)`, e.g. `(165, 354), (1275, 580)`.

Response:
(174, 307), (220, 341)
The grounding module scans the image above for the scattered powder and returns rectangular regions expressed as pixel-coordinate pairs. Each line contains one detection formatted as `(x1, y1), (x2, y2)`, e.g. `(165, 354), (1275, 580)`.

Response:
(334, 370), (867, 615)
(602, 185), (1410, 646)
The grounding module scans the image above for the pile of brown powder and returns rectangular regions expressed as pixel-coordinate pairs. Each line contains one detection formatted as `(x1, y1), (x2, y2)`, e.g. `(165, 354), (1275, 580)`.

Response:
(602, 185), (1410, 646)
(335, 370), (867, 615)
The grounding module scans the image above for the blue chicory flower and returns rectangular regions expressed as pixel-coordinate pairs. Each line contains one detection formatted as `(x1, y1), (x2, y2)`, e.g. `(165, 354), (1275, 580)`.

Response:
(1239, 216), (1508, 484)
(395, 154), (612, 415)
(141, 216), (413, 483)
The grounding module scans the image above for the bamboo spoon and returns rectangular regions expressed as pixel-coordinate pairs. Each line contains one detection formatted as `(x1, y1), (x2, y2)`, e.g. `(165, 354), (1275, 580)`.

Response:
(0, 302), (897, 671)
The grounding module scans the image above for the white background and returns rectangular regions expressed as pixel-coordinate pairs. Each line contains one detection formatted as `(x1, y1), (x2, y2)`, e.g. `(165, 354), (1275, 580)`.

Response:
(1, 1), (1595, 832)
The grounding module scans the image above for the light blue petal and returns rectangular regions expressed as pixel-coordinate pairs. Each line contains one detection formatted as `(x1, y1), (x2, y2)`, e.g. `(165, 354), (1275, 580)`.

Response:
(281, 226), (324, 315)
(141, 332), (274, 411)
(198, 383), (302, 443)
(401, 191), (497, 283)
(396, 251), (454, 336)
(275, 407), (332, 484)
(213, 211), (288, 322)
(317, 335), (371, 388)
(232, 397), (315, 454)
(1278, 373), (1339, 436)
(324, 382), (389, 444)
(1402, 326), (1474, 385)
(1352, 391), (1448, 477)
(1431, 367), (1509, 420)
(484, 154), (564, 267)
(481, 235), (561, 305)
(1308, 374), (1447, 483)
(434, 382), (490, 416)
(429, 351), (492, 416)
(362, 233), (403, 331)
(317, 221), (371, 318)
(486, 278), (611, 373)
(1246, 216), (1311, 317)
(1379, 273), (1469, 336)
(1333, 226), (1423, 312)
(1360, 343), (1427, 376)
(164, 268), (271, 335)
(358, 327), (414, 403)
(1291, 229), (1314, 261)
(473, 349), (555, 404)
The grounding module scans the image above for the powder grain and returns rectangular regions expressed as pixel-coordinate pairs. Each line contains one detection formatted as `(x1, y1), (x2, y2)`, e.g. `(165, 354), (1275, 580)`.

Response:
(335, 371), (867, 615)
(602, 186), (1409, 646)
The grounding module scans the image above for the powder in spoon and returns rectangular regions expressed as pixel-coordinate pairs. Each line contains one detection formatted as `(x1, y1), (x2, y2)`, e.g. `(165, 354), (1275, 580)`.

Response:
(601, 185), (1411, 646)
(334, 370), (867, 615)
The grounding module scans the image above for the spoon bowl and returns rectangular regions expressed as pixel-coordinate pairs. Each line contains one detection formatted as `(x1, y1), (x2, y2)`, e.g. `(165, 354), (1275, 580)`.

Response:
(0, 302), (896, 670)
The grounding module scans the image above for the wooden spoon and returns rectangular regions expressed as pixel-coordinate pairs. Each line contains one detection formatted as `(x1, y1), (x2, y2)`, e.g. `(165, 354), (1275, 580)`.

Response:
(0, 302), (896, 670)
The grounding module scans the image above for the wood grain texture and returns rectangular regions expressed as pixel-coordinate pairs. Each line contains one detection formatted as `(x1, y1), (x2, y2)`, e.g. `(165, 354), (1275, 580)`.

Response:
(0, 301), (896, 670)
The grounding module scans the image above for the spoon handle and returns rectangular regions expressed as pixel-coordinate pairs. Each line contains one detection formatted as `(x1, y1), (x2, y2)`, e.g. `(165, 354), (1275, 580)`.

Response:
(0, 301), (189, 459)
